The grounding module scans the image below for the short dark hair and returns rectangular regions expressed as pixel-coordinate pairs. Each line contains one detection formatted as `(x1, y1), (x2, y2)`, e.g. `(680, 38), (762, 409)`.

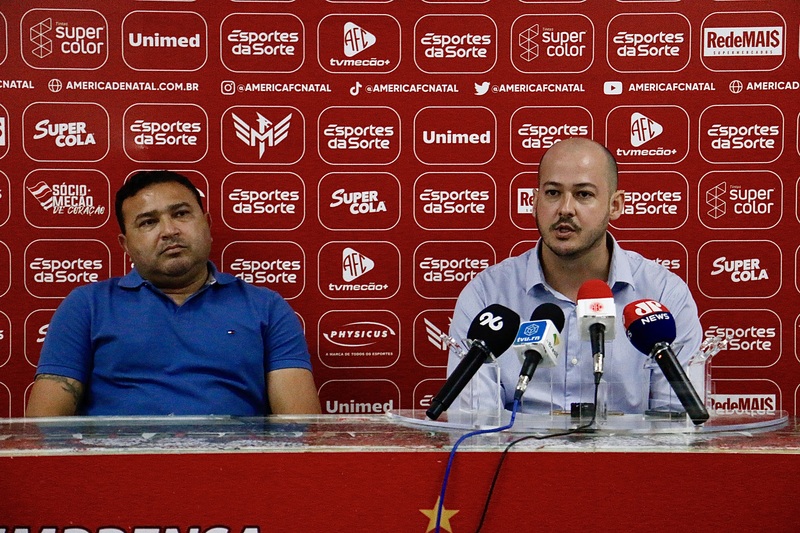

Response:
(115, 170), (204, 233)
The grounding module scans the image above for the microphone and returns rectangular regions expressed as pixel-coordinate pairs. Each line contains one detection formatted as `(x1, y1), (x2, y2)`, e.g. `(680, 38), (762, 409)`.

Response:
(576, 279), (616, 383)
(623, 299), (710, 425)
(426, 304), (521, 420)
(511, 303), (565, 401)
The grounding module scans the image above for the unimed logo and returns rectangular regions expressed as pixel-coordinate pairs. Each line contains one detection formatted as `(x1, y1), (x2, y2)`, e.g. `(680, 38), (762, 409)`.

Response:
(318, 106), (401, 165)
(24, 239), (110, 299)
(318, 310), (400, 369)
(697, 240), (781, 299)
(612, 171), (688, 231)
(606, 106), (689, 164)
(23, 102), (109, 162)
(318, 379), (400, 414)
(510, 106), (592, 164)
(318, 14), (400, 74)
(413, 172), (496, 230)
(698, 171), (782, 230)
(414, 106), (496, 165)
(701, 11), (785, 71)
(221, 13), (303, 73)
(318, 172), (401, 231)
(414, 241), (495, 299)
(511, 14), (594, 73)
(701, 309), (780, 368)
(123, 103), (208, 163)
(122, 11), (207, 71)
(318, 241), (400, 300)
(699, 104), (783, 164)
(221, 172), (304, 231)
(607, 13), (690, 73)
(221, 241), (304, 299)
(21, 9), (108, 70)
(414, 14), (496, 74)
(222, 106), (304, 165)
(24, 169), (110, 229)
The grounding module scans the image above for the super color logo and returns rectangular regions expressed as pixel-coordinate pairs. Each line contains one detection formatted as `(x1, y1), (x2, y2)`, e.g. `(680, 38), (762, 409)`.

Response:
(318, 310), (400, 369)
(123, 103), (208, 163)
(698, 171), (782, 230)
(701, 11), (786, 71)
(221, 13), (304, 73)
(23, 102), (109, 162)
(318, 14), (400, 74)
(414, 14), (497, 74)
(221, 241), (305, 299)
(511, 14), (594, 73)
(221, 106), (305, 165)
(122, 10), (207, 71)
(606, 106), (689, 164)
(607, 13), (691, 73)
(21, 9), (108, 70)
(699, 104), (783, 164)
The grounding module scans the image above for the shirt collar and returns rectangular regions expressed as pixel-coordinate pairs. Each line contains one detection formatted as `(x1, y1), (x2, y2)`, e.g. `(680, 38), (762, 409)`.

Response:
(119, 261), (236, 289)
(526, 233), (635, 295)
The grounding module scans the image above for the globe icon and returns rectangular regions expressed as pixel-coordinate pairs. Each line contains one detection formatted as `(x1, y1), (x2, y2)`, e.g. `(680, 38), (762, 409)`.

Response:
(729, 80), (743, 94)
(48, 79), (63, 93)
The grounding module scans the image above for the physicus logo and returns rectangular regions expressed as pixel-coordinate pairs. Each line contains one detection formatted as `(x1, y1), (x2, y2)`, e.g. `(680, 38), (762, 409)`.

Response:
(318, 172), (401, 231)
(221, 241), (304, 299)
(698, 240), (781, 299)
(318, 242), (400, 300)
(612, 171), (688, 231)
(23, 102), (109, 162)
(122, 10), (207, 71)
(222, 106), (304, 165)
(21, 9), (108, 70)
(415, 14), (497, 74)
(510, 106), (593, 164)
(699, 104), (783, 164)
(24, 169), (110, 229)
(318, 14), (400, 74)
(699, 171), (782, 230)
(221, 13), (303, 73)
(123, 103), (208, 163)
(606, 105), (689, 164)
(221, 172), (305, 231)
(701, 11), (785, 71)
(24, 239), (110, 299)
(511, 14), (594, 74)
(414, 172), (496, 230)
(414, 241), (495, 299)
(414, 106), (496, 165)
(607, 13), (690, 73)
(318, 106), (401, 165)
(318, 310), (400, 369)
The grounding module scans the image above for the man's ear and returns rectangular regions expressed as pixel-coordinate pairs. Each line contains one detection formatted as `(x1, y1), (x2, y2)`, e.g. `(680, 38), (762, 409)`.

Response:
(117, 233), (128, 254)
(609, 189), (625, 221)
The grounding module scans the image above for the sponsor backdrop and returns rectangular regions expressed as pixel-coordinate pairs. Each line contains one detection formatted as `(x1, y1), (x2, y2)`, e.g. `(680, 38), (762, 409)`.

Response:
(0, 0), (798, 418)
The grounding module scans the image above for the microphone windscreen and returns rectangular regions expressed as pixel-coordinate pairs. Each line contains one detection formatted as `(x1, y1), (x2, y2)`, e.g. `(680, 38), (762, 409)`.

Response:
(466, 304), (521, 357)
(623, 300), (677, 355)
(530, 302), (565, 332)
(577, 279), (612, 300)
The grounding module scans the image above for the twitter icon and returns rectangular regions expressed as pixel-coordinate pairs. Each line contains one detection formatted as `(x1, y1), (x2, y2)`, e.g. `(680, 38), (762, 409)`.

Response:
(474, 81), (490, 96)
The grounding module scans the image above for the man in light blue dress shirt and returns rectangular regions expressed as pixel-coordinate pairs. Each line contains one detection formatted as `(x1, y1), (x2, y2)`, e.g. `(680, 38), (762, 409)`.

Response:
(447, 138), (703, 415)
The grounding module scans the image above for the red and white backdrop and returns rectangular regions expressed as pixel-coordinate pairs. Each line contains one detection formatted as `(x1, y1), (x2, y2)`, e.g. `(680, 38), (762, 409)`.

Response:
(0, 0), (797, 418)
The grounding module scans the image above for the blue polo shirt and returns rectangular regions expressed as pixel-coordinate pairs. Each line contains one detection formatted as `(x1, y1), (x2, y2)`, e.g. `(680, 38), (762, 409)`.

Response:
(36, 263), (313, 416)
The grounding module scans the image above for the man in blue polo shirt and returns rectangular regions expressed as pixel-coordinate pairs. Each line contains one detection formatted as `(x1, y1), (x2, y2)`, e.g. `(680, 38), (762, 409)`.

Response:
(26, 170), (321, 416)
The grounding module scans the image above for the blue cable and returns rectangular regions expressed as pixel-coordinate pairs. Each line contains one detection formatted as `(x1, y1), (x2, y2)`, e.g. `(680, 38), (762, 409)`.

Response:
(435, 399), (520, 533)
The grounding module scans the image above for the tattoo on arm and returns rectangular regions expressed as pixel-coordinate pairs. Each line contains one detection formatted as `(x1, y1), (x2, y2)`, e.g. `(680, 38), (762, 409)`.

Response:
(35, 374), (84, 407)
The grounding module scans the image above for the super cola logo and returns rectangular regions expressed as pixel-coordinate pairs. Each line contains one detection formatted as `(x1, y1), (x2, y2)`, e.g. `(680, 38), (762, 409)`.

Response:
(510, 106), (593, 165)
(221, 172), (304, 231)
(318, 106), (400, 165)
(21, 9), (108, 70)
(221, 241), (304, 299)
(699, 171), (782, 230)
(607, 13), (690, 73)
(698, 240), (781, 299)
(413, 172), (496, 230)
(318, 14), (400, 74)
(414, 240), (495, 299)
(318, 172), (400, 231)
(511, 14), (594, 74)
(317, 310), (400, 369)
(612, 171), (688, 231)
(25, 239), (110, 299)
(23, 102), (109, 162)
(414, 14), (496, 74)
(414, 106), (496, 165)
(699, 104), (783, 164)
(24, 169), (110, 229)
(700, 309), (780, 368)
(701, 11), (785, 72)
(222, 13), (303, 73)
(122, 10), (207, 71)
(221, 106), (304, 165)
(606, 105), (689, 164)
(124, 103), (207, 163)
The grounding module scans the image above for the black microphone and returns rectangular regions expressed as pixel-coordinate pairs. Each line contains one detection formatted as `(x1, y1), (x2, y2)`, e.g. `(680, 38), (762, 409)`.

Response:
(623, 299), (710, 425)
(426, 304), (521, 420)
(576, 279), (616, 384)
(512, 303), (565, 401)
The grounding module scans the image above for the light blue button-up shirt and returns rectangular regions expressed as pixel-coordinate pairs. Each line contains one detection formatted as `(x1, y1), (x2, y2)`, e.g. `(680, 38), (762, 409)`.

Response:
(446, 235), (703, 415)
